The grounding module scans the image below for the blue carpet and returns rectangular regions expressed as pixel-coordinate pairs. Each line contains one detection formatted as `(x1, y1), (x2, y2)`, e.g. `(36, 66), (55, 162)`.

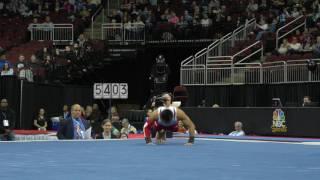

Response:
(0, 139), (319, 180)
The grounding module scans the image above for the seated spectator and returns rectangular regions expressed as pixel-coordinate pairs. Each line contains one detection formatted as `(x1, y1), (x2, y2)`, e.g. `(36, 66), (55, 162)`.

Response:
(303, 37), (313, 51)
(259, 0), (267, 10)
(63, 1), (74, 14)
(291, 7), (300, 18)
(120, 118), (137, 135)
(208, 0), (220, 11)
(302, 96), (312, 107)
(168, 12), (179, 25)
(42, 16), (54, 31)
(33, 108), (48, 131)
(29, 55), (41, 81)
(246, 0), (258, 14)
(183, 10), (193, 25)
(77, 33), (87, 48)
(278, 38), (290, 55)
(136, 16), (145, 26)
(109, 106), (120, 123)
(256, 18), (269, 40)
(278, 8), (289, 27)
(120, 133), (128, 139)
(200, 14), (211, 27)
(313, 36), (320, 57)
(28, 18), (40, 38)
(62, 105), (70, 119)
(57, 104), (91, 139)
(96, 119), (120, 139)
(177, 120), (198, 134)
(288, 37), (302, 54)
(177, 120), (187, 133)
(88, 0), (101, 10)
(79, 6), (90, 18)
(229, 121), (245, 136)
(37, 47), (51, 62)
(0, 55), (7, 69)
(0, 98), (15, 141)
(16, 55), (26, 72)
(55, 0), (61, 12)
(18, 2), (32, 17)
(85, 105), (93, 120)
(1, 62), (14, 76)
(271, 0), (285, 8)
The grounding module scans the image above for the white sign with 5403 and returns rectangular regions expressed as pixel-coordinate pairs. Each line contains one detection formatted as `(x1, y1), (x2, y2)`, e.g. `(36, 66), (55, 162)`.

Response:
(93, 83), (128, 99)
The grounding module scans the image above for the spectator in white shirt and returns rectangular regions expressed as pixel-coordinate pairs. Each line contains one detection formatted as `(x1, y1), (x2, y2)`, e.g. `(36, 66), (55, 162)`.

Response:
(288, 37), (302, 54)
(278, 38), (290, 55)
(256, 18), (269, 40)
(246, 0), (258, 13)
(16, 54), (26, 71)
(201, 14), (211, 27)
(1, 63), (14, 76)
(229, 121), (245, 136)
(291, 7), (300, 18)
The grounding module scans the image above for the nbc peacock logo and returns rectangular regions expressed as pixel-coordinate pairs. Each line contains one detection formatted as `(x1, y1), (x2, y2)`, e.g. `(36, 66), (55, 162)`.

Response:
(271, 109), (287, 133)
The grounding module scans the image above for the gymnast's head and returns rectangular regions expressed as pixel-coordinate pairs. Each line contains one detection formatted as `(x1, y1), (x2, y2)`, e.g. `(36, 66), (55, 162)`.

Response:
(160, 109), (173, 123)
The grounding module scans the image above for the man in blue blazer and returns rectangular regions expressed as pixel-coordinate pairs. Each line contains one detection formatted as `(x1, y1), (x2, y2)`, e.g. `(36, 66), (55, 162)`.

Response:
(57, 104), (90, 139)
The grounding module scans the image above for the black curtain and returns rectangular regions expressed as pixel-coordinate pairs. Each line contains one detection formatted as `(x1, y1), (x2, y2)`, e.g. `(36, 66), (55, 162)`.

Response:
(21, 81), (93, 129)
(186, 83), (320, 107)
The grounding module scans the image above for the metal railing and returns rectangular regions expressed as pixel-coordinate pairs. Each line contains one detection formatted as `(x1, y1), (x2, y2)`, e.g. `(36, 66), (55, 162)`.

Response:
(181, 18), (258, 85)
(233, 41), (263, 64)
(207, 33), (233, 57)
(262, 61), (286, 84)
(233, 63), (262, 84)
(181, 59), (320, 85)
(101, 23), (123, 42)
(206, 18), (256, 58)
(101, 23), (145, 44)
(275, 15), (306, 49)
(245, 18), (257, 36)
(29, 24), (73, 43)
(124, 23), (145, 42)
(91, 6), (104, 39)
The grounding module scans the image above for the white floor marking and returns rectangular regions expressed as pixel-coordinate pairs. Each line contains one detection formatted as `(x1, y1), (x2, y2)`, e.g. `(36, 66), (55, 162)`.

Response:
(196, 138), (320, 145)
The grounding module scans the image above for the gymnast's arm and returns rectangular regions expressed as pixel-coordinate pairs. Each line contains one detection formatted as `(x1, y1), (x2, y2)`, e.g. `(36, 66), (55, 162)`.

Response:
(177, 109), (196, 144)
(143, 111), (157, 144)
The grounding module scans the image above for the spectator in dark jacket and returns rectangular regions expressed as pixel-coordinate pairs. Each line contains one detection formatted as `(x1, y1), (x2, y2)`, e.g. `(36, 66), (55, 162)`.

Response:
(0, 98), (15, 141)
(57, 104), (90, 139)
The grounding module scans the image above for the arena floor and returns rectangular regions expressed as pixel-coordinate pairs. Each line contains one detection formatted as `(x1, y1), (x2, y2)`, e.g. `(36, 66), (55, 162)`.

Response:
(1, 136), (320, 180)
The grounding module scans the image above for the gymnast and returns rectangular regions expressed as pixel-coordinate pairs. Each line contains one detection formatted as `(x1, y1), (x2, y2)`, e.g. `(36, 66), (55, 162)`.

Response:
(143, 93), (196, 145)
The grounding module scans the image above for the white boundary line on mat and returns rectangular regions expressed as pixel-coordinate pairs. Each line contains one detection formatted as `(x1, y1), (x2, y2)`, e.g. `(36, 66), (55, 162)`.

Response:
(197, 138), (320, 146)
(0, 139), (140, 143)
(1, 137), (320, 146)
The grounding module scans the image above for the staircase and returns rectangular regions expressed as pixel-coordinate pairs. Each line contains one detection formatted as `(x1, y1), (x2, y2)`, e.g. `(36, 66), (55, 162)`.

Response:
(84, 0), (121, 40)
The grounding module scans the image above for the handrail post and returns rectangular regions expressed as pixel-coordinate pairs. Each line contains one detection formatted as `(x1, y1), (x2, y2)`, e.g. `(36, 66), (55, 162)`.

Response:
(231, 63), (234, 84)
(101, 24), (104, 40)
(261, 42), (264, 61)
(308, 69), (312, 81)
(260, 65), (263, 84)
(284, 62), (287, 83)
(102, 8), (105, 23)
(91, 18), (94, 39)
(51, 25), (54, 41)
